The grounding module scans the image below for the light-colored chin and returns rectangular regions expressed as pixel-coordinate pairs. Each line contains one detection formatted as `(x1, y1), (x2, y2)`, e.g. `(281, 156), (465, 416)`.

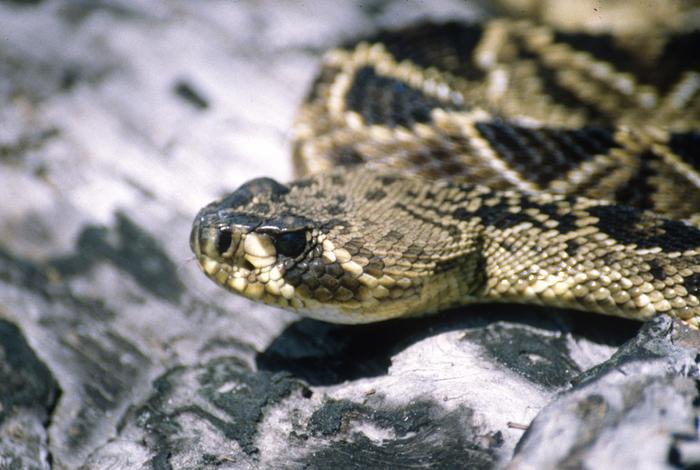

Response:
(223, 274), (404, 324)
(275, 295), (417, 324)
(197, 252), (295, 303)
(198, 255), (411, 325)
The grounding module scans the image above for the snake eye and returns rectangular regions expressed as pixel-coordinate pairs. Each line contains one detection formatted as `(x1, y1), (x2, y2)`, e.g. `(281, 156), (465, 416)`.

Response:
(216, 226), (233, 255)
(274, 231), (307, 258)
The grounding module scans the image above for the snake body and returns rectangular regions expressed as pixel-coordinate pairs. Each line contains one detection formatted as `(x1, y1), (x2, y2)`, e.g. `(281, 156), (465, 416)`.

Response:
(191, 19), (700, 326)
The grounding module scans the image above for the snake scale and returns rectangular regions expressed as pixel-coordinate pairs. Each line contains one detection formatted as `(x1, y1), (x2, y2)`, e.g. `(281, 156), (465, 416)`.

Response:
(190, 17), (700, 326)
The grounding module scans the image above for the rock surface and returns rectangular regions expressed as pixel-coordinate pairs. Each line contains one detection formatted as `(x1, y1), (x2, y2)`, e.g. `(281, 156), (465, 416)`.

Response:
(0, 1), (698, 469)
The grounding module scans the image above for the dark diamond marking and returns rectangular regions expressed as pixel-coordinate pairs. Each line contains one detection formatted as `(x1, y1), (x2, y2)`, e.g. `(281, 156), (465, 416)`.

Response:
(655, 32), (700, 93)
(588, 205), (700, 252)
(455, 201), (544, 230)
(345, 66), (459, 128)
(517, 46), (610, 125)
(370, 21), (485, 81)
(554, 30), (700, 94)
(475, 122), (616, 187)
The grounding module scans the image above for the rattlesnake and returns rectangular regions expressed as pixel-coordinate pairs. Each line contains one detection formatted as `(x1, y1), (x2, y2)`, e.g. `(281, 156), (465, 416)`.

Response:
(190, 16), (700, 326)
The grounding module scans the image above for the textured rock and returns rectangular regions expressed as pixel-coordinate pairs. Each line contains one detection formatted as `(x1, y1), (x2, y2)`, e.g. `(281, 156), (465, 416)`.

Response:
(0, 1), (698, 469)
(0, 320), (57, 470)
(510, 316), (700, 469)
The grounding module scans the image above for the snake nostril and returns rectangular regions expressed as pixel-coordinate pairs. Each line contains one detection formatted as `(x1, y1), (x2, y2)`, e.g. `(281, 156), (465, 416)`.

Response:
(216, 227), (233, 255)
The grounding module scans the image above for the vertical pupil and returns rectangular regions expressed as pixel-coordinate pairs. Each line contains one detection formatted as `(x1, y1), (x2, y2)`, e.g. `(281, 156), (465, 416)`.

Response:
(217, 227), (233, 255)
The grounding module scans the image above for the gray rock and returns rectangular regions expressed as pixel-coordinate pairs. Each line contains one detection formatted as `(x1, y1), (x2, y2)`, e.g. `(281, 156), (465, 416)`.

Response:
(510, 316), (700, 469)
(0, 1), (698, 469)
(0, 320), (57, 470)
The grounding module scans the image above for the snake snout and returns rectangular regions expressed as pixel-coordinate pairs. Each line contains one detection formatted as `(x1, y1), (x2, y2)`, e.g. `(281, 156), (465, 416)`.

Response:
(190, 217), (219, 260)
(190, 214), (239, 262)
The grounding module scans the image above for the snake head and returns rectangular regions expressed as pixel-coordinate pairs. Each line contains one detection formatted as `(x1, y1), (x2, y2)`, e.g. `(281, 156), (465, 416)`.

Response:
(191, 170), (467, 323)
(190, 176), (319, 308)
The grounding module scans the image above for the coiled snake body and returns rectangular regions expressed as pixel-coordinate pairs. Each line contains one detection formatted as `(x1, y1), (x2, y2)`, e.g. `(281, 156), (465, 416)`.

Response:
(191, 19), (700, 326)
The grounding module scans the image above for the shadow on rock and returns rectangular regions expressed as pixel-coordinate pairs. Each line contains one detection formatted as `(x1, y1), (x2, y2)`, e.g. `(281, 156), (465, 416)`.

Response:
(256, 303), (642, 386)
